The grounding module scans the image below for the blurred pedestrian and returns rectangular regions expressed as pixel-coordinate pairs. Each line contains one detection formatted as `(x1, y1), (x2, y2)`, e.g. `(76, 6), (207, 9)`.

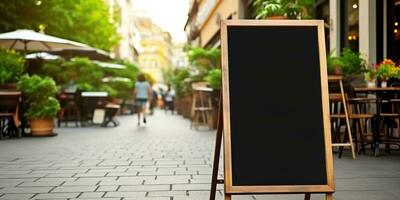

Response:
(134, 74), (152, 126)
(164, 84), (175, 114)
(149, 89), (158, 115)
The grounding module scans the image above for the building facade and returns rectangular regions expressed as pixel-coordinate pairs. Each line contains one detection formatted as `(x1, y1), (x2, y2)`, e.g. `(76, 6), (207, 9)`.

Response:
(108, 0), (139, 63)
(185, 0), (252, 48)
(187, 0), (399, 66)
(316, 0), (399, 65)
(136, 17), (173, 83)
(172, 43), (189, 69)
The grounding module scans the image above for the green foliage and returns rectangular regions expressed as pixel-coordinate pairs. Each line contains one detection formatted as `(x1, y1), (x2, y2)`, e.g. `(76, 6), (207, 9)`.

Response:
(42, 58), (140, 99)
(205, 69), (222, 89)
(169, 46), (222, 97)
(17, 75), (60, 118)
(326, 51), (343, 74)
(24, 97), (60, 119)
(0, 49), (26, 84)
(0, 0), (119, 51)
(252, 0), (314, 19)
(171, 68), (191, 98)
(187, 46), (221, 83)
(340, 48), (367, 76)
(188, 47), (220, 67)
(105, 80), (134, 99)
(253, 0), (285, 19)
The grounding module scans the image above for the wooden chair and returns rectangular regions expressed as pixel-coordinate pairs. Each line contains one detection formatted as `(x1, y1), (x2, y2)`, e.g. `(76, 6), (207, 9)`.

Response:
(328, 76), (356, 159)
(376, 84), (400, 154)
(346, 92), (378, 155)
(0, 91), (22, 138)
(57, 91), (81, 127)
(329, 77), (379, 157)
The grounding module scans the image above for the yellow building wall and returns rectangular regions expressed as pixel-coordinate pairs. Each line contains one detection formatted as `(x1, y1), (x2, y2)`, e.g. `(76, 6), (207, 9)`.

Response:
(199, 0), (239, 47)
(138, 38), (171, 83)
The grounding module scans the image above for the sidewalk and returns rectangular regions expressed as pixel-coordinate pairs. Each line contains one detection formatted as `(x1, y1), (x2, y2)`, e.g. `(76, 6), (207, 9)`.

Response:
(0, 110), (399, 200)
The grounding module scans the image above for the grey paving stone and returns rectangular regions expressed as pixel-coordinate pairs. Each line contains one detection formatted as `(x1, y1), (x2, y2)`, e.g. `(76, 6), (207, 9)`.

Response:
(106, 172), (138, 177)
(0, 186), (52, 193)
(77, 192), (105, 198)
(62, 180), (100, 186)
(104, 191), (146, 198)
(19, 181), (63, 187)
(172, 183), (211, 190)
(147, 190), (187, 197)
(96, 185), (118, 192)
(74, 172), (107, 177)
(33, 192), (80, 199)
(74, 198), (120, 200)
(145, 175), (189, 184)
(0, 170), (32, 175)
(89, 168), (127, 173)
(45, 173), (76, 178)
(139, 171), (174, 176)
(118, 185), (170, 192)
(51, 185), (97, 193)
(0, 179), (36, 187)
(0, 174), (47, 179)
(36, 177), (77, 182)
(0, 193), (35, 200)
(98, 179), (143, 186)
(98, 161), (131, 166)
(0, 111), (398, 200)
(124, 198), (170, 200)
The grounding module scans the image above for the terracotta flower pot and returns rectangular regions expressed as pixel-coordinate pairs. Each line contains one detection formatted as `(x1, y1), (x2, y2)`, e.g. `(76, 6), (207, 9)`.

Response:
(30, 118), (54, 136)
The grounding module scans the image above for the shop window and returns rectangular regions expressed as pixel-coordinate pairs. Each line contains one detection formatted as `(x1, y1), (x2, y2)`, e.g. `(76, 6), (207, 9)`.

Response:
(341, 0), (359, 52)
(388, 0), (400, 62)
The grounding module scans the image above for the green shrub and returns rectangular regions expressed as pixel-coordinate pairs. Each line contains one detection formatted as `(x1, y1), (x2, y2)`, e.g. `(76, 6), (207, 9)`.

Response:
(0, 49), (25, 84)
(17, 75), (60, 119)
(326, 51), (344, 74)
(340, 48), (367, 76)
(42, 58), (139, 100)
(205, 69), (222, 89)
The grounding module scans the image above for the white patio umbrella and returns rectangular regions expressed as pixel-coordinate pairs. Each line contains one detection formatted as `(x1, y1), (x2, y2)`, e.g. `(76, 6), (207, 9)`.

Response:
(0, 29), (90, 51)
(92, 61), (126, 69)
(25, 52), (60, 60)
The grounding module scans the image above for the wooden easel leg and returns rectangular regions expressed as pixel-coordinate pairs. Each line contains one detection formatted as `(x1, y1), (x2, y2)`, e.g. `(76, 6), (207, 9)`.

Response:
(326, 193), (333, 200)
(210, 99), (223, 200)
(224, 194), (231, 200)
(304, 193), (311, 200)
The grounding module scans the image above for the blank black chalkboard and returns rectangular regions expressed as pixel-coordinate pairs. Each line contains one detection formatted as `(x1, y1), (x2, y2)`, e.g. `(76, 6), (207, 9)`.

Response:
(220, 20), (334, 194)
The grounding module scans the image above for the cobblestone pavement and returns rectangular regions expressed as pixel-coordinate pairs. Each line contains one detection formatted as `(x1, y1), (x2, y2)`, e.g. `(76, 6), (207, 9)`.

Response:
(0, 110), (399, 200)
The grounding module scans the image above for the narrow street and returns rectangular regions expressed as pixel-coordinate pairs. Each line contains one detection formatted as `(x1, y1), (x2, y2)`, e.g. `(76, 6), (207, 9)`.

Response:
(0, 110), (399, 200)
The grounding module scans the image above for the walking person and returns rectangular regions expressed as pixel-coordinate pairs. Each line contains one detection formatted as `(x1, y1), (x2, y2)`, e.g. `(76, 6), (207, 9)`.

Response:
(134, 74), (152, 126)
(164, 84), (175, 114)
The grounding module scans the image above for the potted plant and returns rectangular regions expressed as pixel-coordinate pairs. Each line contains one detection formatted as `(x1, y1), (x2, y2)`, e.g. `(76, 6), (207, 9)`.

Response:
(253, 0), (312, 19)
(327, 51), (343, 75)
(339, 48), (368, 87)
(375, 59), (400, 87)
(17, 75), (60, 136)
(0, 49), (26, 89)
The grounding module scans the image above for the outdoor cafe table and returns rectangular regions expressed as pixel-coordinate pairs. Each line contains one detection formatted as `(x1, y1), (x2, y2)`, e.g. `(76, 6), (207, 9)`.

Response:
(354, 87), (400, 156)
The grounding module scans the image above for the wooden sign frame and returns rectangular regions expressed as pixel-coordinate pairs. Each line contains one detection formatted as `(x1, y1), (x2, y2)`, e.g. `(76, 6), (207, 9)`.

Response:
(220, 20), (334, 198)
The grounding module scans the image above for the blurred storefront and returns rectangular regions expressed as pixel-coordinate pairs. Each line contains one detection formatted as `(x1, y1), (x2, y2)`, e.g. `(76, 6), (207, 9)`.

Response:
(316, 0), (400, 65)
